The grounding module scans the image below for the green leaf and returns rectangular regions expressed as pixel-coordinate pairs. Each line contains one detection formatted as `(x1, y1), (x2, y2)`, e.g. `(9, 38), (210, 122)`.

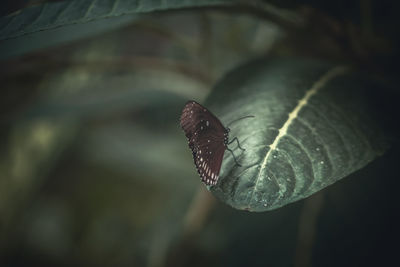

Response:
(206, 58), (388, 212)
(0, 0), (239, 59)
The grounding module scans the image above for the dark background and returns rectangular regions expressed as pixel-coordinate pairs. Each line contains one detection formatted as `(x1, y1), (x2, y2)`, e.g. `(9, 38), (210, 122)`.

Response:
(1, 0), (399, 266)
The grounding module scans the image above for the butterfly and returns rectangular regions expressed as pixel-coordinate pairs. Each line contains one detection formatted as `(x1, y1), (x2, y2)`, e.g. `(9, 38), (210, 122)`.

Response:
(180, 100), (253, 186)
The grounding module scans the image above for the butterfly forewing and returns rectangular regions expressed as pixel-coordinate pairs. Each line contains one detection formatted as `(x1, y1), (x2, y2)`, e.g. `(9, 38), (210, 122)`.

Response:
(180, 101), (227, 186)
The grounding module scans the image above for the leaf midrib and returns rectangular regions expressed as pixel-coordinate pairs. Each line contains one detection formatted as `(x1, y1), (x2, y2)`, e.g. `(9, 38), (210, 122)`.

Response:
(248, 65), (351, 207)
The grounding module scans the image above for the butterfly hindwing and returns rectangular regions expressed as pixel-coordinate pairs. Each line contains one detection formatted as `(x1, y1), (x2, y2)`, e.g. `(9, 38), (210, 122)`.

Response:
(195, 135), (225, 185)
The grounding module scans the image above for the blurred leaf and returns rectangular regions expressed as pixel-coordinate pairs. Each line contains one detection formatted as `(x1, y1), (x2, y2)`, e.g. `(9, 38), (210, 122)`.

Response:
(81, 122), (198, 186)
(26, 70), (208, 119)
(0, 118), (78, 247)
(0, 0), (240, 40)
(200, 12), (283, 79)
(0, 0), (240, 59)
(206, 58), (388, 212)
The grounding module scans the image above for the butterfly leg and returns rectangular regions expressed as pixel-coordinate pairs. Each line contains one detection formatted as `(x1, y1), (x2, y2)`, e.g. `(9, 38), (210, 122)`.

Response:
(226, 147), (242, 167)
(228, 137), (245, 151)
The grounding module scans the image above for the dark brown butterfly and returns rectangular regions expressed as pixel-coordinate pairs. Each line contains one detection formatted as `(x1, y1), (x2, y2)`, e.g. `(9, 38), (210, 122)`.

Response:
(180, 100), (253, 186)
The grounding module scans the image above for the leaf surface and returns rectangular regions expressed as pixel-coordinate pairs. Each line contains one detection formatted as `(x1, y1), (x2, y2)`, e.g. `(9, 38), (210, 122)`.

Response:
(0, 0), (239, 59)
(205, 58), (388, 211)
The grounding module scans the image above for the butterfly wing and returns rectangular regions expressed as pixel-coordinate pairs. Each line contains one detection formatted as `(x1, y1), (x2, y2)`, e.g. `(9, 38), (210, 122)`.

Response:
(180, 101), (227, 186)
(195, 134), (226, 185)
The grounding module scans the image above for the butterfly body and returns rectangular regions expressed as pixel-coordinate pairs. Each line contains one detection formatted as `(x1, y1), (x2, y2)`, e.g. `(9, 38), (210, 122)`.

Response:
(180, 101), (228, 186)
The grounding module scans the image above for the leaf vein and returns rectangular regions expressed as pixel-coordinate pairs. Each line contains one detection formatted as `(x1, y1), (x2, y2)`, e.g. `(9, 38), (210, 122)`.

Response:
(326, 102), (372, 168)
(84, 0), (97, 19)
(32, 3), (46, 24)
(0, 15), (15, 33)
(53, 1), (74, 24)
(248, 65), (350, 207)
(271, 148), (298, 202)
(296, 117), (334, 180)
(283, 132), (316, 193)
(110, 0), (120, 15)
(303, 103), (350, 179)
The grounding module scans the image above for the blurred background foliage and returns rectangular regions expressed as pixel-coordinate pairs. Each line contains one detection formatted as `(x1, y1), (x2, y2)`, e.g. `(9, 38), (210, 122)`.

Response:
(0, 0), (399, 266)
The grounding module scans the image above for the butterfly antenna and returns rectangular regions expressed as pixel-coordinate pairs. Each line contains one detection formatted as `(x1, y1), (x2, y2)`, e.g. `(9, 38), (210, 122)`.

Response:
(226, 115), (255, 128)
